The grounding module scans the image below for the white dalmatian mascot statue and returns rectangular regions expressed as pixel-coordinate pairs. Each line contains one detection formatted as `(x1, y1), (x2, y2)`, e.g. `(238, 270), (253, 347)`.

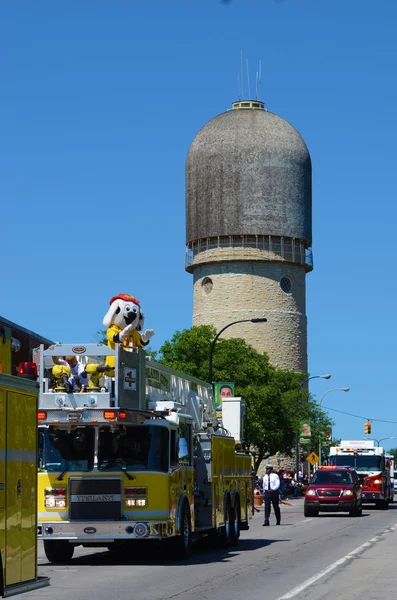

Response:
(102, 293), (155, 368)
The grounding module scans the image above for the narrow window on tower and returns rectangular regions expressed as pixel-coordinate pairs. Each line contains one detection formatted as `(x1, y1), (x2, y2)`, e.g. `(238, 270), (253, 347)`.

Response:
(280, 276), (292, 294)
(201, 277), (213, 295)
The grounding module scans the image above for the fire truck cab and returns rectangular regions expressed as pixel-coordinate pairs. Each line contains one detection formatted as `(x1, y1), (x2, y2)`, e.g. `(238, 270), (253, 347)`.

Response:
(37, 343), (252, 562)
(329, 440), (392, 509)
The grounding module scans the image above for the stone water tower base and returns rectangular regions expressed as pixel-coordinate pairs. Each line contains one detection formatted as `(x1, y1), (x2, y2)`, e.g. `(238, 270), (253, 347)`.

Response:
(256, 451), (307, 477)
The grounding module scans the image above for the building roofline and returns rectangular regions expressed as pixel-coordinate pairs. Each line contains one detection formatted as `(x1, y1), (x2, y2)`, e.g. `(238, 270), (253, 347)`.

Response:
(0, 316), (53, 345)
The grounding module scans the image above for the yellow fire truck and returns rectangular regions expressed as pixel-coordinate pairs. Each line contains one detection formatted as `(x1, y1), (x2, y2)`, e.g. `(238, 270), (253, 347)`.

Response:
(37, 343), (252, 562)
(0, 324), (49, 596)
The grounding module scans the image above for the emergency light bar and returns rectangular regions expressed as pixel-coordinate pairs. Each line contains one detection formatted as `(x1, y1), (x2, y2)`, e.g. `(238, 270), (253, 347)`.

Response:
(337, 447), (376, 454)
(319, 466), (353, 471)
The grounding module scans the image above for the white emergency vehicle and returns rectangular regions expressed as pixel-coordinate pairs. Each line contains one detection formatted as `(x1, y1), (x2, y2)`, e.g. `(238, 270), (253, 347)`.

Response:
(329, 440), (392, 508)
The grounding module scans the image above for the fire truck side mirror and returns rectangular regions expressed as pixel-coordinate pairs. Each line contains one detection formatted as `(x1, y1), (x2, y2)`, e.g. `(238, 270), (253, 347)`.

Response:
(178, 438), (189, 462)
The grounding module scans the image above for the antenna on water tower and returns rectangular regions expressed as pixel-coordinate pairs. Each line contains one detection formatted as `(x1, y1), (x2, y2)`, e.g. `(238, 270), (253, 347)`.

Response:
(258, 59), (262, 100)
(246, 58), (251, 99)
(240, 50), (244, 98)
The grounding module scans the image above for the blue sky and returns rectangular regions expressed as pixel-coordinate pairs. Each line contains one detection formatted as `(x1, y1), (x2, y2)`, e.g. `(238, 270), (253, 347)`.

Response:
(1, 0), (396, 447)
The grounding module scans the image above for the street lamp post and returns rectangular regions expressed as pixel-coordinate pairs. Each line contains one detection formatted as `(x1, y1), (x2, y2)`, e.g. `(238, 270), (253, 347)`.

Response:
(208, 318), (267, 386)
(363, 436), (395, 447)
(318, 387), (350, 466)
(295, 374), (331, 482)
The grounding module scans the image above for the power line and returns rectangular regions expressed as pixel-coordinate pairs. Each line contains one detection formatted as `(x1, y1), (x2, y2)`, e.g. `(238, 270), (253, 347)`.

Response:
(322, 404), (397, 424)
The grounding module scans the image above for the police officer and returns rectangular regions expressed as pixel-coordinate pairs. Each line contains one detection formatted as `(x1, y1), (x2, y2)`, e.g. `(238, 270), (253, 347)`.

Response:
(263, 465), (281, 526)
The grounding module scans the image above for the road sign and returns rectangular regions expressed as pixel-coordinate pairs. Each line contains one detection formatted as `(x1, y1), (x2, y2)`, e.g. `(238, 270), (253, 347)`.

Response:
(306, 452), (319, 466)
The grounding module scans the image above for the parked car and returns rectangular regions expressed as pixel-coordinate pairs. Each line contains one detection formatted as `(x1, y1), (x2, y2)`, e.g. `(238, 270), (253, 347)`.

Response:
(304, 466), (362, 517)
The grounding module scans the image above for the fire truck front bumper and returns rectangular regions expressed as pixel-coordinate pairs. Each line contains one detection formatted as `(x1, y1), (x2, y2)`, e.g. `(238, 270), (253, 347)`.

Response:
(361, 491), (383, 502)
(37, 520), (174, 542)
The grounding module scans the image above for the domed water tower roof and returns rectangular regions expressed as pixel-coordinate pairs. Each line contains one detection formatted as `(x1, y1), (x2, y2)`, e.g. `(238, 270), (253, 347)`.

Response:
(186, 100), (312, 245)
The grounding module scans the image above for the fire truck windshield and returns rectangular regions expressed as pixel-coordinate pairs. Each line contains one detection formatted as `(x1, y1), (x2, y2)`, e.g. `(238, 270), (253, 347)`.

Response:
(98, 425), (169, 473)
(38, 427), (95, 472)
(331, 455), (383, 471)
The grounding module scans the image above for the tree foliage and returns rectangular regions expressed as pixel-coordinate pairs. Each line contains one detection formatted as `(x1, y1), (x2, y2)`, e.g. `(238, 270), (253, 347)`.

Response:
(95, 330), (107, 345)
(155, 325), (333, 473)
(388, 447), (397, 462)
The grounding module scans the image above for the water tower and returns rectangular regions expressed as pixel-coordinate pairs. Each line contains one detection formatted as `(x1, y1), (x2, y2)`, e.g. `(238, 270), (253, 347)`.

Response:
(185, 100), (312, 372)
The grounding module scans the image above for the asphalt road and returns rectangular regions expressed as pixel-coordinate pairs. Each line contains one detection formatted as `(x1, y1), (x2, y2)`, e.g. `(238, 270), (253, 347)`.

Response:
(19, 499), (397, 600)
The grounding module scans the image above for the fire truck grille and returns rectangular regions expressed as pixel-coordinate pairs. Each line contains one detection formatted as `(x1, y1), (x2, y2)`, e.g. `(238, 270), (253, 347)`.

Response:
(69, 478), (122, 521)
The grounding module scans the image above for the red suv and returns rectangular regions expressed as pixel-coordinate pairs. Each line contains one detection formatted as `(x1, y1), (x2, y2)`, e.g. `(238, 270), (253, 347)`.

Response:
(304, 467), (362, 517)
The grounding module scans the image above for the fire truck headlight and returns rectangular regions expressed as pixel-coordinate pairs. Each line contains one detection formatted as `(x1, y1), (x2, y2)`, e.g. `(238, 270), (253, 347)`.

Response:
(374, 479), (382, 485)
(45, 487), (66, 508)
(126, 498), (147, 507)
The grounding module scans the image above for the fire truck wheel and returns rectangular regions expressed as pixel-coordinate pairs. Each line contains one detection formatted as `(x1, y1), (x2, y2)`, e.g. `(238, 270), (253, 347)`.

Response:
(230, 498), (241, 546)
(220, 499), (233, 546)
(171, 502), (191, 560)
(43, 540), (74, 563)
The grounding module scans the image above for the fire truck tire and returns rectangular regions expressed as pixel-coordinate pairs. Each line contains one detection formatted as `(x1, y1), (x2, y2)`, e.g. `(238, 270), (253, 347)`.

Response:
(171, 502), (191, 560)
(107, 542), (127, 553)
(43, 540), (74, 563)
(240, 494), (250, 531)
(375, 499), (389, 510)
(230, 498), (241, 546)
(220, 499), (233, 546)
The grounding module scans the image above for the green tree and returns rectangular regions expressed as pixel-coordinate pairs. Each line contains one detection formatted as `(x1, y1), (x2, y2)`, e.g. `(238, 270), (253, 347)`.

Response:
(95, 330), (107, 345)
(388, 447), (397, 462)
(156, 325), (321, 473)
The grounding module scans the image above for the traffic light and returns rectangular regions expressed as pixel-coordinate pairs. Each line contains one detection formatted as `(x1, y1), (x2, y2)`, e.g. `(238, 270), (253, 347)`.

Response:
(364, 421), (371, 434)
